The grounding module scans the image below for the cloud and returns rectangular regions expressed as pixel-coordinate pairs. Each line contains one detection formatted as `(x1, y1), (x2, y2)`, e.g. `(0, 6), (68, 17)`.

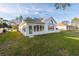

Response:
(34, 12), (39, 14)
(0, 4), (54, 17)
(22, 7), (54, 15)
(0, 6), (18, 14)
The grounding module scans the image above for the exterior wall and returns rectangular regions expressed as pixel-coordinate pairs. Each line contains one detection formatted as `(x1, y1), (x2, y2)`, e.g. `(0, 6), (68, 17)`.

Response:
(57, 25), (77, 31)
(66, 26), (77, 30)
(67, 26), (72, 30)
(26, 23), (59, 37)
(26, 23), (45, 36)
(0, 28), (3, 33)
(19, 23), (27, 36)
(26, 20), (59, 37)
(19, 19), (60, 37)
(57, 26), (67, 30)
(44, 19), (58, 33)
(44, 21), (48, 32)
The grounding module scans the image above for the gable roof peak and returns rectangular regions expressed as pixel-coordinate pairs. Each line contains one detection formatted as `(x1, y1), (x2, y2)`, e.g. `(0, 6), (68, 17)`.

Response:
(47, 17), (57, 24)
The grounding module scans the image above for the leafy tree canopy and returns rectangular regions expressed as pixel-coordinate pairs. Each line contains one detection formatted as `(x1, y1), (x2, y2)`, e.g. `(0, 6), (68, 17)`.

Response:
(54, 3), (71, 10)
(61, 20), (70, 25)
(72, 17), (79, 23)
(25, 16), (32, 21)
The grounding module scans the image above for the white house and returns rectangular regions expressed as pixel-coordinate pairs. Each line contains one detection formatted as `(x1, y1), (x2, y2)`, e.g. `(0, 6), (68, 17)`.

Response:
(57, 22), (76, 30)
(56, 23), (67, 30)
(19, 17), (59, 37)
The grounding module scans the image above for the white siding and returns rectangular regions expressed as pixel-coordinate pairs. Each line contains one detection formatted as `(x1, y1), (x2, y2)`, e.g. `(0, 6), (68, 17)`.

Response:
(19, 19), (60, 37)
(19, 23), (27, 36)
(26, 24), (45, 36)
(57, 26), (67, 30)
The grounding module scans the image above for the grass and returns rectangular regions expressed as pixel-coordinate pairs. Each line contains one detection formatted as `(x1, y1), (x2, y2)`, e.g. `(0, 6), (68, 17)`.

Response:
(0, 31), (79, 55)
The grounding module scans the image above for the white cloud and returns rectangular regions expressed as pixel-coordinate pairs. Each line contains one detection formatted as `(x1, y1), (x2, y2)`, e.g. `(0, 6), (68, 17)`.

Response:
(23, 7), (54, 15)
(0, 6), (17, 14)
(34, 12), (39, 14)
(0, 4), (54, 16)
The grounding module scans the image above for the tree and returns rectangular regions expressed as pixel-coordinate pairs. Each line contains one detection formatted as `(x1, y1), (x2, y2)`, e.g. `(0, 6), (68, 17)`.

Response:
(16, 15), (23, 22)
(61, 20), (70, 25)
(71, 17), (79, 28)
(0, 18), (3, 20)
(15, 15), (23, 25)
(54, 3), (71, 10)
(72, 17), (79, 22)
(0, 17), (4, 24)
(18, 15), (23, 22)
(25, 17), (32, 21)
(2, 23), (8, 28)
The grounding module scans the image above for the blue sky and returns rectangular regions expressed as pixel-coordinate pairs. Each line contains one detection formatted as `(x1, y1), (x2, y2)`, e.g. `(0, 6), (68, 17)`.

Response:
(0, 3), (79, 23)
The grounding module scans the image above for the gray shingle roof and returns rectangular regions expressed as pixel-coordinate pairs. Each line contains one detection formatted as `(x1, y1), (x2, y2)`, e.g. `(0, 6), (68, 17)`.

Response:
(25, 19), (45, 24)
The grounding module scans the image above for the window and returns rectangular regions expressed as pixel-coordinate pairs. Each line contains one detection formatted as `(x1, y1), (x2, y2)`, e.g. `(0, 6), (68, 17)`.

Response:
(40, 26), (42, 31)
(52, 26), (54, 30)
(48, 20), (55, 31)
(34, 26), (37, 32)
(48, 25), (54, 30)
(37, 25), (39, 31)
(34, 25), (44, 32)
(42, 26), (44, 31)
(40, 25), (44, 31)
(22, 26), (26, 32)
(29, 26), (32, 34)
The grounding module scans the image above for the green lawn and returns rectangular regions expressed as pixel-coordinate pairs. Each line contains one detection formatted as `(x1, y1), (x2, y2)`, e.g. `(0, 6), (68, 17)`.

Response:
(0, 31), (79, 56)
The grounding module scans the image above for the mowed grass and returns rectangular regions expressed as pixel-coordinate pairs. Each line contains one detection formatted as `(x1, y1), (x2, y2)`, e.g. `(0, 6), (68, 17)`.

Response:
(0, 31), (79, 55)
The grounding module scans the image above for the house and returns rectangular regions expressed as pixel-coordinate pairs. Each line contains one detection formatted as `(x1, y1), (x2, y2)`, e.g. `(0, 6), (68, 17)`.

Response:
(19, 17), (59, 37)
(57, 22), (77, 30)
(0, 28), (3, 34)
(0, 22), (12, 33)
(56, 23), (67, 30)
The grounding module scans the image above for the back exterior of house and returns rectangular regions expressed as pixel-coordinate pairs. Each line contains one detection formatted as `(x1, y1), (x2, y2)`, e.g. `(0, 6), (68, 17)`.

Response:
(19, 17), (59, 37)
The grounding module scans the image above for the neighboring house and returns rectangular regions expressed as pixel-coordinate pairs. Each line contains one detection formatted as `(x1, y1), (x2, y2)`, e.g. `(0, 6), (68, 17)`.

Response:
(19, 17), (59, 37)
(9, 21), (17, 26)
(66, 25), (77, 30)
(57, 23), (67, 30)
(57, 22), (77, 30)
(71, 21), (79, 30)
(0, 19), (13, 26)
(0, 23), (12, 33)
(0, 28), (3, 33)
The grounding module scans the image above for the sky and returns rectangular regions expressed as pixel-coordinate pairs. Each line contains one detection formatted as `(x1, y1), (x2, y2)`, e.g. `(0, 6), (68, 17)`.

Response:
(0, 3), (79, 23)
